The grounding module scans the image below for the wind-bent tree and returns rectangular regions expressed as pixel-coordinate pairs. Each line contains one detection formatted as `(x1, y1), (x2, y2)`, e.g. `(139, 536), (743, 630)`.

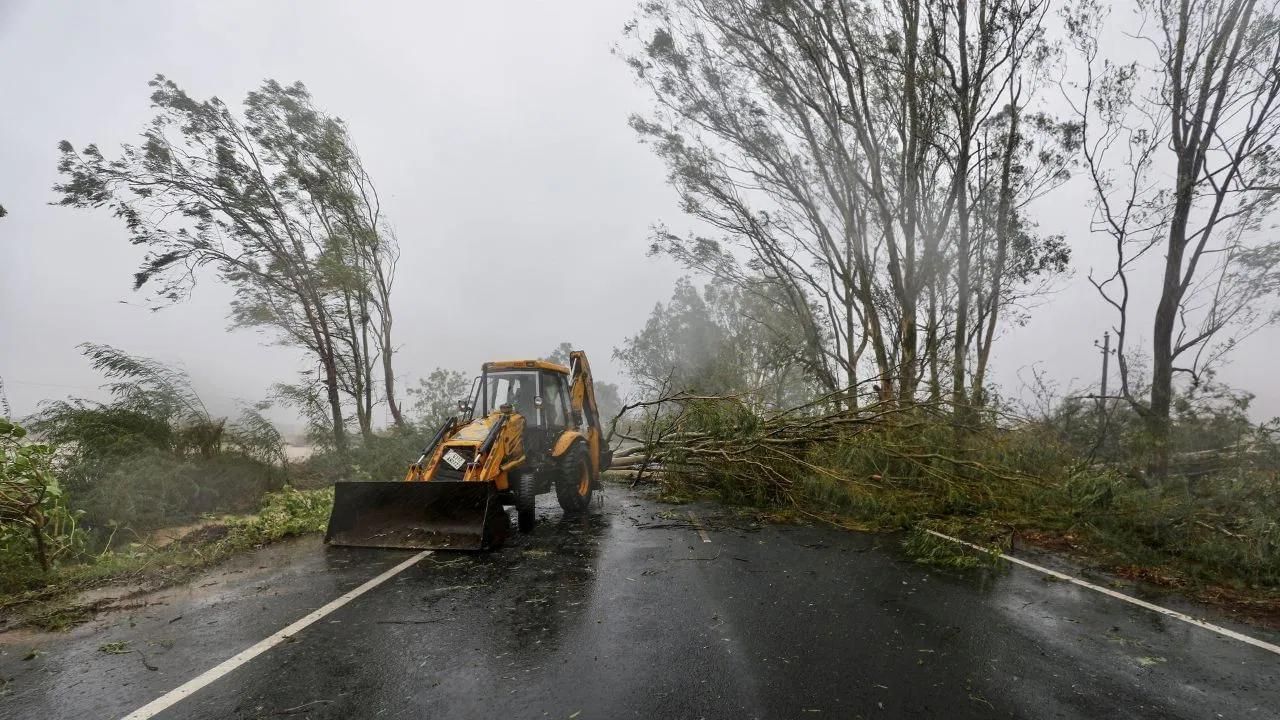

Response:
(29, 343), (283, 465)
(54, 76), (404, 452)
(622, 0), (1067, 410)
(1067, 0), (1280, 480)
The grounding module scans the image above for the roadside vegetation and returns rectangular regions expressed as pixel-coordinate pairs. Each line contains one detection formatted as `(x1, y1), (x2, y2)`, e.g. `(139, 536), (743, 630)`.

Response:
(606, 264), (1279, 614)
(1, 484), (332, 631)
(603, 0), (1280, 620)
(0, 336), (625, 629)
(3, 71), (633, 630)
(0, 344), (331, 628)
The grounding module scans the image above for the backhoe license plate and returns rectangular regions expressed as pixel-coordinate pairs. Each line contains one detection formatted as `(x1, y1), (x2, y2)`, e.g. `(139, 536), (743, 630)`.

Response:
(442, 449), (466, 470)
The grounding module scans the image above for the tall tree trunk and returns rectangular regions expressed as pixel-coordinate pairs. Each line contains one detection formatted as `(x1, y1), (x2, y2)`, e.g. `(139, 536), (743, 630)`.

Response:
(322, 354), (348, 454)
(372, 261), (404, 428)
(341, 290), (373, 442)
(359, 290), (375, 442)
(1149, 258), (1182, 482)
(927, 282), (942, 403)
(380, 317), (404, 428)
(843, 236), (859, 411)
(30, 517), (49, 572)
(1148, 146), (1197, 482)
(951, 0), (973, 419)
(973, 97), (1020, 406)
(952, 192), (971, 414)
(296, 282), (349, 454)
(899, 308), (919, 402)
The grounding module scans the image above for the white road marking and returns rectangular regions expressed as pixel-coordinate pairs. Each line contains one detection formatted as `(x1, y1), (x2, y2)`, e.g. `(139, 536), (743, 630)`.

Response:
(924, 529), (1280, 657)
(119, 550), (433, 720)
(688, 511), (712, 543)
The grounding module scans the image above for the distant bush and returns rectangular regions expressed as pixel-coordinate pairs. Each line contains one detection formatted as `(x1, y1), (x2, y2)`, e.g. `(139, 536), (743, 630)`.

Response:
(301, 426), (425, 485)
(24, 345), (287, 540)
(78, 450), (283, 533)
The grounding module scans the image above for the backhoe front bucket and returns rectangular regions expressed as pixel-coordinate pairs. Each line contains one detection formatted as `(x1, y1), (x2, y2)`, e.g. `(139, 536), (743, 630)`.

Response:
(325, 481), (509, 551)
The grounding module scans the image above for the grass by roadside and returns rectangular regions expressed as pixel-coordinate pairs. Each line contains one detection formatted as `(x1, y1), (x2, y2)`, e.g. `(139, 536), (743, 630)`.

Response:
(0, 487), (332, 631)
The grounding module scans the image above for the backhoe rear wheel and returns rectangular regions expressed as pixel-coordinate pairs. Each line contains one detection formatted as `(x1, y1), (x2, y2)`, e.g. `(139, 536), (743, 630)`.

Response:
(513, 469), (536, 533)
(556, 443), (593, 513)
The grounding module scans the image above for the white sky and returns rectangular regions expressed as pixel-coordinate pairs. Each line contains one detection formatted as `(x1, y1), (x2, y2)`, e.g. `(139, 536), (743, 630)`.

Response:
(1, 0), (1277, 433)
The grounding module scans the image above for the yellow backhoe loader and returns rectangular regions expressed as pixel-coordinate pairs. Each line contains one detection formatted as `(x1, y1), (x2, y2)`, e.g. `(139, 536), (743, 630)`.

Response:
(324, 350), (612, 551)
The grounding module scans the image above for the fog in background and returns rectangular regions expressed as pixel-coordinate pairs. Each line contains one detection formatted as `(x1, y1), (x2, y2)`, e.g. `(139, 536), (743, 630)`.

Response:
(2, 0), (1277, 438)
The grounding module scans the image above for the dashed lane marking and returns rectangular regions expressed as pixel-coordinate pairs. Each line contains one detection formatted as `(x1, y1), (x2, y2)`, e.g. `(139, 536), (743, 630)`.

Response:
(119, 550), (433, 720)
(688, 511), (712, 543)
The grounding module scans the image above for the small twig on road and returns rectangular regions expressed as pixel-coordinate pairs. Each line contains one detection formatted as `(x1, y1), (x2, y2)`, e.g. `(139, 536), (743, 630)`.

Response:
(375, 618), (444, 625)
(273, 699), (332, 715)
(633, 522), (700, 531)
(136, 649), (158, 671)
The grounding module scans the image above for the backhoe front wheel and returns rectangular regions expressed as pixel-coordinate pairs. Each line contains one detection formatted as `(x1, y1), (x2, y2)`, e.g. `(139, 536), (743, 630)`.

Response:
(556, 443), (593, 513)
(513, 469), (536, 533)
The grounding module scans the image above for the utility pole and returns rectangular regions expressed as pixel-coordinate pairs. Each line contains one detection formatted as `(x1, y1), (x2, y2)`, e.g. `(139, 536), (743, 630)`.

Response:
(1099, 331), (1110, 402)
(1089, 332), (1114, 455)
(1093, 332), (1111, 419)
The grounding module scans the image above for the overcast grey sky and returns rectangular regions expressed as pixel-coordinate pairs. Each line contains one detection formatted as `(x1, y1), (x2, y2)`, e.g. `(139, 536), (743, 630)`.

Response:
(2, 0), (1277, 430)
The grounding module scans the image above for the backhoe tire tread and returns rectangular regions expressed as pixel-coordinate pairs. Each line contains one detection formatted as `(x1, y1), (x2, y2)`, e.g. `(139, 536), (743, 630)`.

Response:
(514, 470), (536, 533)
(556, 443), (593, 513)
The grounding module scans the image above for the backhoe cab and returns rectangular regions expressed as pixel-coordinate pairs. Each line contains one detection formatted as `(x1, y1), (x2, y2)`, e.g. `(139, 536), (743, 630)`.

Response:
(324, 351), (611, 551)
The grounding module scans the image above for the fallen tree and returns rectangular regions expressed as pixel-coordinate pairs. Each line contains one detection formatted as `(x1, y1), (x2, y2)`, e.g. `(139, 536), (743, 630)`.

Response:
(607, 385), (1045, 506)
(605, 387), (1280, 597)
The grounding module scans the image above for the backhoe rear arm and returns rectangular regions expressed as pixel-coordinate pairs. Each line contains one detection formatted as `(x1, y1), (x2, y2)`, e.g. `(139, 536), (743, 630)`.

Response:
(568, 350), (606, 478)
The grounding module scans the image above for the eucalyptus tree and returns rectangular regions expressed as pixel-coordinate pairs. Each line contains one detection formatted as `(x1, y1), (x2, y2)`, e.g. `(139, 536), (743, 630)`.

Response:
(622, 0), (1064, 409)
(615, 277), (818, 410)
(1067, 0), (1280, 479)
(54, 76), (404, 452)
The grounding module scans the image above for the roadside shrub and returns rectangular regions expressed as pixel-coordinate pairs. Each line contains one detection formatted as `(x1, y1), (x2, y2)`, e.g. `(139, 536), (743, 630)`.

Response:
(1, 418), (87, 572)
(78, 451), (281, 533)
(1, 486), (335, 626)
(1074, 473), (1280, 588)
(23, 345), (289, 541)
(302, 426), (425, 484)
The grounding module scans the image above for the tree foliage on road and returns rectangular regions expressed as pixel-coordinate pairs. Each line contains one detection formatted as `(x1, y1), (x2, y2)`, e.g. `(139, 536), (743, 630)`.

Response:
(54, 76), (404, 455)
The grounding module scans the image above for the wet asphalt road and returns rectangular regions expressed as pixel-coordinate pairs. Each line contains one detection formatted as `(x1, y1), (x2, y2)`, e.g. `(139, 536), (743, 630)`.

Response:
(2, 488), (1279, 719)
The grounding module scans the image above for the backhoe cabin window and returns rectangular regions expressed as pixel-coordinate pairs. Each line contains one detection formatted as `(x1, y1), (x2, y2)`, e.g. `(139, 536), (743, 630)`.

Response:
(482, 371), (538, 418)
(541, 371), (568, 427)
